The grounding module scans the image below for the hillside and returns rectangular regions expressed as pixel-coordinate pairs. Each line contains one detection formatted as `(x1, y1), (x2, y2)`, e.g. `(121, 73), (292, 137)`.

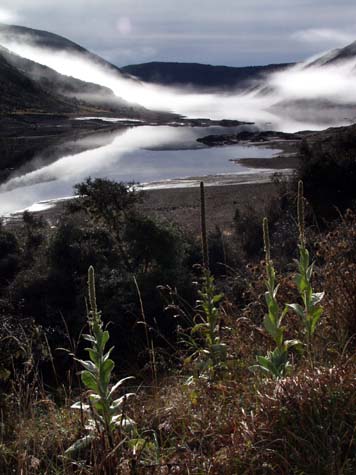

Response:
(308, 39), (356, 66)
(0, 23), (125, 75)
(0, 45), (78, 114)
(0, 24), (180, 121)
(0, 45), (153, 117)
(122, 61), (293, 90)
(0, 44), (177, 122)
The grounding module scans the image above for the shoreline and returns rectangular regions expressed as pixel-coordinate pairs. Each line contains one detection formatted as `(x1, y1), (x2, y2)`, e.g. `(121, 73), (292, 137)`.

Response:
(5, 172), (290, 236)
(1, 118), (301, 228)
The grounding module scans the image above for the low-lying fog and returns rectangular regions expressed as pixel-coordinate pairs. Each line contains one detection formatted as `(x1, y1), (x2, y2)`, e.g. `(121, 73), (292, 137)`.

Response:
(1, 35), (356, 215)
(2, 36), (356, 131)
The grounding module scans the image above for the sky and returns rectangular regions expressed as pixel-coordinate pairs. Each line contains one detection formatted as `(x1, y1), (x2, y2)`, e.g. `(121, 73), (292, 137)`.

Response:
(0, 0), (356, 67)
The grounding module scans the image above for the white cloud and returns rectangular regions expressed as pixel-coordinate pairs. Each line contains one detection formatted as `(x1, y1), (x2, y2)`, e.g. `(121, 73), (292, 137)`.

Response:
(292, 28), (356, 45)
(0, 7), (19, 24)
(1, 1), (356, 68)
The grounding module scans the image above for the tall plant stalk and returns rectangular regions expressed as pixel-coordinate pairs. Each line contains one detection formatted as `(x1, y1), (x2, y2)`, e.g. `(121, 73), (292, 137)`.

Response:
(66, 266), (135, 455)
(200, 181), (209, 270)
(288, 181), (324, 364)
(254, 218), (300, 378)
(183, 181), (226, 380)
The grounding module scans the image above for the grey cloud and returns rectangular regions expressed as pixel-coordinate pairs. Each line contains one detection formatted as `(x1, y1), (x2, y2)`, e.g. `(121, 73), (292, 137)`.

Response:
(0, 0), (355, 66)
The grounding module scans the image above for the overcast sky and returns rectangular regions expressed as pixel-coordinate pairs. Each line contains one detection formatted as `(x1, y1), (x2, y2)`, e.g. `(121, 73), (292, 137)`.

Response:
(0, 0), (356, 67)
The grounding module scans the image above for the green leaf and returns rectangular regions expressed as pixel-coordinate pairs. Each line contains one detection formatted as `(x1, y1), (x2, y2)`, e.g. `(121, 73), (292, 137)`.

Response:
(109, 376), (135, 397)
(278, 306), (288, 326)
(93, 399), (105, 412)
(268, 299), (280, 320)
(256, 355), (276, 375)
(87, 348), (98, 364)
(65, 434), (95, 455)
(272, 283), (280, 299)
(101, 359), (114, 387)
(83, 334), (96, 343)
(306, 262), (314, 281)
(103, 346), (114, 362)
(300, 247), (310, 268)
(110, 393), (135, 411)
(311, 292), (324, 306)
(128, 437), (146, 452)
(263, 314), (283, 346)
(70, 401), (90, 411)
(212, 293), (224, 304)
(263, 312), (276, 333)
(295, 274), (308, 293)
(191, 322), (208, 335)
(100, 330), (110, 350)
(76, 359), (97, 374)
(310, 307), (323, 335)
(284, 339), (303, 351)
(287, 303), (305, 319)
(81, 370), (98, 391)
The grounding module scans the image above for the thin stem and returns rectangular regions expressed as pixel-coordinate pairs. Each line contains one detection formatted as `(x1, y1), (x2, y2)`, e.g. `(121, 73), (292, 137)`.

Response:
(200, 181), (209, 270)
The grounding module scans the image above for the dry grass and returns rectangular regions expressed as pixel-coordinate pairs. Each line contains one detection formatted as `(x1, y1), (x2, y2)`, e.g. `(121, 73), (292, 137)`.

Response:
(2, 208), (356, 474)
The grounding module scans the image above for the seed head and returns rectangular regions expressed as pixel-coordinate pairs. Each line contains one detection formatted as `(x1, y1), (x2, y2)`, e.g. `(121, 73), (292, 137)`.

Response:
(88, 266), (97, 318)
(263, 217), (271, 263)
(297, 180), (305, 246)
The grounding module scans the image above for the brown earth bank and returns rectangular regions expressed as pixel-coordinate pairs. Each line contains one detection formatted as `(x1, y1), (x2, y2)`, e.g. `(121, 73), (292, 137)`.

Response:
(236, 154), (298, 169)
(140, 181), (281, 235)
(26, 180), (281, 237)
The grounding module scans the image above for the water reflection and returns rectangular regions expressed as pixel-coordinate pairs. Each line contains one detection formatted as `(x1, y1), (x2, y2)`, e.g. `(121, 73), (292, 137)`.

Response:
(0, 125), (279, 215)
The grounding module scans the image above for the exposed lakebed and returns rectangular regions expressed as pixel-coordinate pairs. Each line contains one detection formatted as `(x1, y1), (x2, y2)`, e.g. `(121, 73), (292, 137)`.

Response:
(0, 123), (282, 215)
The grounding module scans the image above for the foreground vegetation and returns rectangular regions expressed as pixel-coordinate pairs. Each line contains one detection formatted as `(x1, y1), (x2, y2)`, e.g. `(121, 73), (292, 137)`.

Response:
(1, 138), (356, 474)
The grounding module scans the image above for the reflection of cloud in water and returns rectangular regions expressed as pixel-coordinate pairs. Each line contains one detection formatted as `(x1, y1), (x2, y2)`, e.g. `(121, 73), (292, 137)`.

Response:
(0, 129), (122, 184)
(1, 126), (193, 191)
(10, 128), (124, 180)
(0, 126), (279, 215)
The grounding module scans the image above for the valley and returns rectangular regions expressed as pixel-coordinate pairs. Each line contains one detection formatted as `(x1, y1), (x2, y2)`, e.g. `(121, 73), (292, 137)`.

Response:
(1, 4), (356, 474)
(0, 22), (356, 217)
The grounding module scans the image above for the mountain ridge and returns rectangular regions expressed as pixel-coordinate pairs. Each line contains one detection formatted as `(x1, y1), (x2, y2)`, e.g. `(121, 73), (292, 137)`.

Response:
(0, 23), (125, 75)
(122, 61), (294, 90)
(0, 37), (177, 121)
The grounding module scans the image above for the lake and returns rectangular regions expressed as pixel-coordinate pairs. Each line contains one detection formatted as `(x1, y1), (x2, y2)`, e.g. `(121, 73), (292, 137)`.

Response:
(0, 124), (280, 215)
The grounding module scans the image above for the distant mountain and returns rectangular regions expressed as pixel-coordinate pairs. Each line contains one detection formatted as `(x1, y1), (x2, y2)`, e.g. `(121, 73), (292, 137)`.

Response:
(308, 40), (356, 66)
(269, 40), (356, 124)
(121, 61), (294, 90)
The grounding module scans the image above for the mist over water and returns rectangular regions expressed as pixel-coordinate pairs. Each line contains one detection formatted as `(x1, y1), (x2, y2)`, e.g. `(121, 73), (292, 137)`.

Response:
(2, 37), (356, 131)
(1, 34), (356, 214)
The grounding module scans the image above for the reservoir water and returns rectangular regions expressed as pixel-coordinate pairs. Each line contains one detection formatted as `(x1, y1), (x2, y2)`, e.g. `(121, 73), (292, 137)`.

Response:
(0, 125), (280, 215)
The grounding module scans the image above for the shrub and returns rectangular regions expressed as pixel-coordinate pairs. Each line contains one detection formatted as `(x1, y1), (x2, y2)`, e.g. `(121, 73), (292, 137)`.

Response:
(0, 228), (20, 288)
(298, 127), (356, 218)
